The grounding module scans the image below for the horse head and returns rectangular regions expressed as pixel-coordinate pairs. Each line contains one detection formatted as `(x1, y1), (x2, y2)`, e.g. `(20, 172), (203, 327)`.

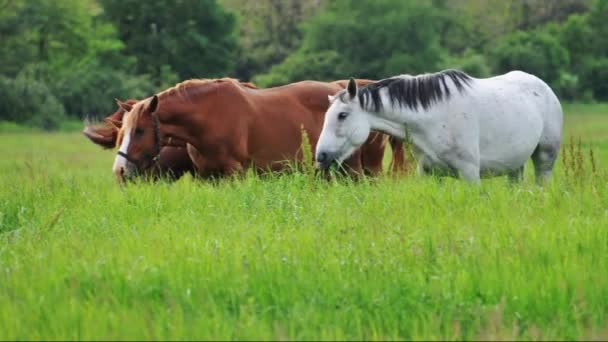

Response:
(112, 96), (163, 182)
(316, 78), (372, 169)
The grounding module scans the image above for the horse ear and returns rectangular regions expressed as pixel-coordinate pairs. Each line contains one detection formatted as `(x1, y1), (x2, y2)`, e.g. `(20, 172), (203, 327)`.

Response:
(149, 95), (159, 113)
(105, 118), (122, 129)
(116, 98), (132, 113)
(347, 77), (358, 99)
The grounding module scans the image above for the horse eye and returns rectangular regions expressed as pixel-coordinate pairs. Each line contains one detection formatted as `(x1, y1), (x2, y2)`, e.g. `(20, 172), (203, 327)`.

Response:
(338, 112), (349, 121)
(134, 128), (144, 136)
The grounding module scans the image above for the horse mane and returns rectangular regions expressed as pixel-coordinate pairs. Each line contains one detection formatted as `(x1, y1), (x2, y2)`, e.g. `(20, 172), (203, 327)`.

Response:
(116, 100), (150, 147)
(157, 78), (256, 104)
(353, 69), (472, 112)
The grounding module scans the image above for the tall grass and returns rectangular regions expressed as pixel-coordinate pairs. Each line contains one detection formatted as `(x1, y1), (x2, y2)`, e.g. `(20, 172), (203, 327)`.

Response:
(0, 104), (607, 340)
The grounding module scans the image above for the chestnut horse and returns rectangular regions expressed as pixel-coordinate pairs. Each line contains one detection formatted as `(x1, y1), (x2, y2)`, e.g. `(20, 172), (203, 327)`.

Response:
(112, 78), (392, 181)
(84, 81), (260, 180)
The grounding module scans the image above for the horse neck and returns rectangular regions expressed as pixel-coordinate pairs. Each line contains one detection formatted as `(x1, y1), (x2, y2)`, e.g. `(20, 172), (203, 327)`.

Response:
(155, 81), (247, 143)
(364, 84), (463, 139)
(363, 89), (415, 139)
(155, 91), (200, 144)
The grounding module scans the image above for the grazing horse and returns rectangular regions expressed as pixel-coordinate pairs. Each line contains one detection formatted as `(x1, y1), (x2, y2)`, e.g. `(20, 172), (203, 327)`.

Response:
(111, 78), (389, 182)
(83, 99), (196, 180)
(316, 70), (563, 183)
(84, 81), (261, 180)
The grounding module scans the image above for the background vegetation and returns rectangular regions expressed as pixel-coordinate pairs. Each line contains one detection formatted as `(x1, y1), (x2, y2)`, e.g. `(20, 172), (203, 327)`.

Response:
(0, 0), (605, 129)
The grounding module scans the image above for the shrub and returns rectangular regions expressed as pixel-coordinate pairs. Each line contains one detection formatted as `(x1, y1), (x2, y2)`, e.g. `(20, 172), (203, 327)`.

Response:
(581, 58), (608, 101)
(254, 50), (345, 87)
(49, 59), (159, 119)
(256, 0), (448, 85)
(0, 74), (66, 130)
(492, 30), (570, 90)
(441, 49), (492, 78)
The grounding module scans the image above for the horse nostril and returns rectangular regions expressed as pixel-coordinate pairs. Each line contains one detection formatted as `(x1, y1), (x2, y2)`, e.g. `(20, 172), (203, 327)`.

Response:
(119, 167), (125, 176)
(317, 152), (327, 163)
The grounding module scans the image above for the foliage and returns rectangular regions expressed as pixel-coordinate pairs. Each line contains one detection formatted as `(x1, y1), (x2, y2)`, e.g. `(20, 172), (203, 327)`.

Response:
(441, 49), (492, 78)
(100, 0), (239, 85)
(221, 0), (325, 81)
(0, 0), (156, 124)
(48, 60), (157, 119)
(582, 58), (608, 101)
(492, 29), (570, 89)
(255, 0), (448, 86)
(0, 74), (66, 130)
(0, 0), (607, 129)
(254, 50), (344, 87)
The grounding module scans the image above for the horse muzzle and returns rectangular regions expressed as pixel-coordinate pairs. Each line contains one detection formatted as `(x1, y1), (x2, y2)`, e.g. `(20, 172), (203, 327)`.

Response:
(316, 150), (341, 170)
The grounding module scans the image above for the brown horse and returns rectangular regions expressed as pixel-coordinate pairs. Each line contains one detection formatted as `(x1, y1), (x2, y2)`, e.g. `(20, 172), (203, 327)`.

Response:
(83, 99), (195, 180)
(84, 81), (262, 180)
(112, 78), (391, 181)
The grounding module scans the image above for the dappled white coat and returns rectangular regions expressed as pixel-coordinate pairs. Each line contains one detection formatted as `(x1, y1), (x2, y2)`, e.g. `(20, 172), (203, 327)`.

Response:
(316, 71), (563, 183)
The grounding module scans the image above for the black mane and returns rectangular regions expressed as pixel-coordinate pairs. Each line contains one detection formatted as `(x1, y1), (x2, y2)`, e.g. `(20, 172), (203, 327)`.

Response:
(357, 69), (472, 112)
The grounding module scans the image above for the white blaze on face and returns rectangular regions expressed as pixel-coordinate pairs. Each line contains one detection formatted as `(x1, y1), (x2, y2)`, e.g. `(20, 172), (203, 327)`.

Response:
(112, 127), (131, 178)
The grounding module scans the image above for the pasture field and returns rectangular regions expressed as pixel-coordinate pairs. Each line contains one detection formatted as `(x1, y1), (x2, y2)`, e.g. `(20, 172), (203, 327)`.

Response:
(0, 104), (607, 340)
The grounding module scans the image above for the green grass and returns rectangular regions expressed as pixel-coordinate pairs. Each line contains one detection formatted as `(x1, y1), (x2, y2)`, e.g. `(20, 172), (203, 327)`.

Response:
(0, 104), (607, 340)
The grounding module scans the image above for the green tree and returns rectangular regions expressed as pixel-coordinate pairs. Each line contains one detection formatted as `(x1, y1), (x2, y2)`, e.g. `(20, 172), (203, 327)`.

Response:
(100, 0), (239, 85)
(221, 0), (326, 80)
(0, 0), (155, 124)
(255, 0), (448, 87)
(492, 30), (570, 93)
(0, 74), (66, 130)
(0, 0), (100, 77)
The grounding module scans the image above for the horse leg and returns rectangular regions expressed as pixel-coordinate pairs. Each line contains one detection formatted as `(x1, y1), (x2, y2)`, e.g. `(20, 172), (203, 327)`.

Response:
(360, 132), (386, 177)
(507, 165), (525, 183)
(441, 151), (480, 183)
(531, 142), (559, 185)
(455, 161), (480, 183)
(389, 137), (406, 174)
(186, 143), (206, 177)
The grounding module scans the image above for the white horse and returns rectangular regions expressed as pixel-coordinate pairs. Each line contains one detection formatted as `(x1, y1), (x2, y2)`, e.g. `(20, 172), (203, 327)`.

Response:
(315, 70), (563, 183)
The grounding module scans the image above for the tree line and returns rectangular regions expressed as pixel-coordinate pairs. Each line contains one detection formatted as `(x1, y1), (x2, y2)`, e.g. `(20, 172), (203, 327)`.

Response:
(0, 0), (603, 129)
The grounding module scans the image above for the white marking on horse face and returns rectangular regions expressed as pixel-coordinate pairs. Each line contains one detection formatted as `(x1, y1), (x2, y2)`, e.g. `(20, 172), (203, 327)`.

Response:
(316, 97), (370, 166)
(112, 127), (131, 179)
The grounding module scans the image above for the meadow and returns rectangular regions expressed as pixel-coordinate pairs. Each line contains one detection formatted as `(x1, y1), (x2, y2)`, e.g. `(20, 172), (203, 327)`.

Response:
(0, 104), (607, 340)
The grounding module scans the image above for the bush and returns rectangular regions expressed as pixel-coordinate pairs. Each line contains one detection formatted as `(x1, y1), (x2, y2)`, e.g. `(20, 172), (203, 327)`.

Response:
(582, 58), (608, 101)
(559, 14), (592, 70)
(254, 50), (345, 87)
(441, 49), (492, 78)
(492, 29), (570, 95)
(554, 71), (581, 101)
(256, 0), (448, 85)
(493, 30), (569, 82)
(0, 74), (66, 130)
(49, 59), (160, 119)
